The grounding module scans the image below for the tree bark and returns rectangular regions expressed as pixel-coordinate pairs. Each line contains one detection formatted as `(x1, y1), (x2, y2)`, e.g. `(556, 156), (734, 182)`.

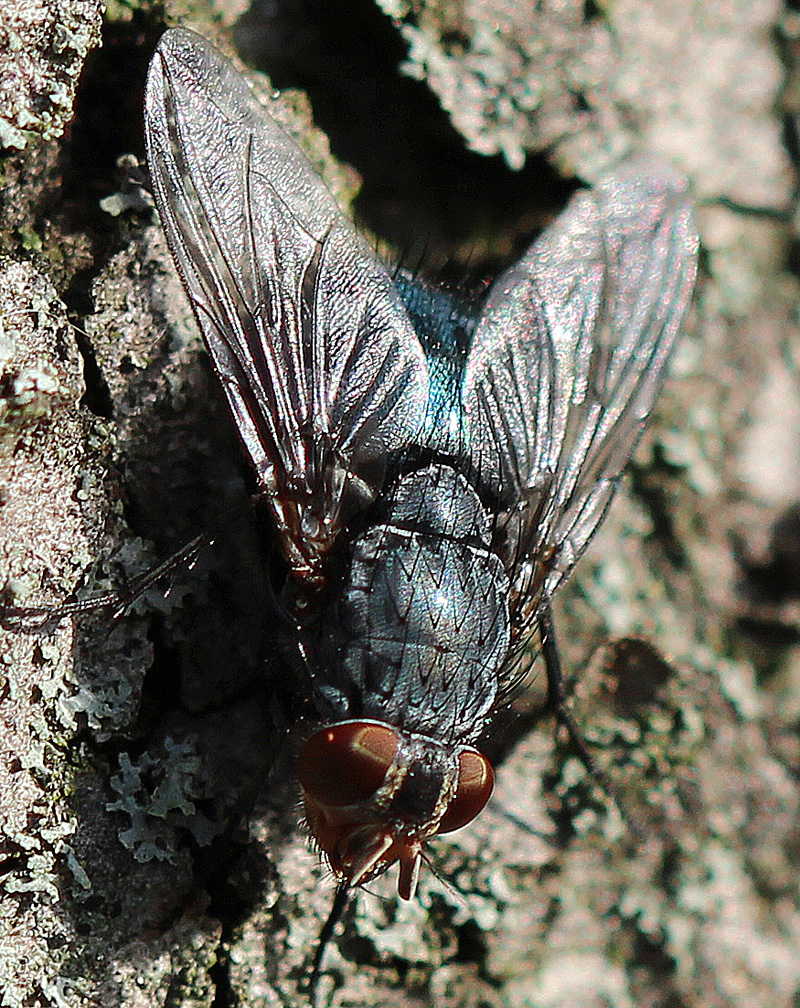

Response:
(1, 2), (799, 1007)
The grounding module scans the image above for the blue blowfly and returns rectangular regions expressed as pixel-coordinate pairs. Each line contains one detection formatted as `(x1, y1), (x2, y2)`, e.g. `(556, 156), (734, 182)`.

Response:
(143, 24), (697, 976)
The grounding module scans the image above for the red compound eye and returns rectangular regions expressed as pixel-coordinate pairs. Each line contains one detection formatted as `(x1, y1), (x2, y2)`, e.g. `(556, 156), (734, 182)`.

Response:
(298, 721), (400, 807)
(437, 748), (494, 834)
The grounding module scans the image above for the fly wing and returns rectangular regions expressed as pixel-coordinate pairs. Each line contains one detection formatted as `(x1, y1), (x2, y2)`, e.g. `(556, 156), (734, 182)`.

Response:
(462, 164), (698, 623)
(145, 29), (428, 581)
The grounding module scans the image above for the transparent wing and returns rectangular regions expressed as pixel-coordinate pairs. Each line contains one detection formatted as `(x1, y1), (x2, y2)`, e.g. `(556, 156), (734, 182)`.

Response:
(145, 29), (428, 582)
(463, 163), (698, 623)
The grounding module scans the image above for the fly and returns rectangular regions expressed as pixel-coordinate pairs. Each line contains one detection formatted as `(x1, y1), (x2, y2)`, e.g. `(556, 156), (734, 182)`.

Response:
(144, 24), (697, 900)
(143, 24), (698, 993)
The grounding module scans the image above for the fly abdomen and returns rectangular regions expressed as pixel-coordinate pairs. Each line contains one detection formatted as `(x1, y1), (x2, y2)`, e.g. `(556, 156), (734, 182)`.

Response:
(333, 464), (510, 743)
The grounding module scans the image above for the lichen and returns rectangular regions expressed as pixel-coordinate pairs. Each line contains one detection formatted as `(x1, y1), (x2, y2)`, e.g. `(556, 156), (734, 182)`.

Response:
(379, 0), (791, 204)
(0, 0), (104, 148)
(106, 740), (222, 862)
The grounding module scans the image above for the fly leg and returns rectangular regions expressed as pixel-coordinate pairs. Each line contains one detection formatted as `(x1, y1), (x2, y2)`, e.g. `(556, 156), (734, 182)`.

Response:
(538, 602), (645, 843)
(538, 602), (603, 779)
(304, 880), (352, 1007)
(0, 533), (209, 631)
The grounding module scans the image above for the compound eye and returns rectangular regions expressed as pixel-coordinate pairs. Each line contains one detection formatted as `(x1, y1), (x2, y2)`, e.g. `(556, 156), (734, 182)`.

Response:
(437, 749), (494, 834)
(298, 721), (400, 807)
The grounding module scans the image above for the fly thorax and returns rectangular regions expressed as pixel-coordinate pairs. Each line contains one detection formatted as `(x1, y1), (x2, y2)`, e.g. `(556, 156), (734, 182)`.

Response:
(338, 464), (511, 740)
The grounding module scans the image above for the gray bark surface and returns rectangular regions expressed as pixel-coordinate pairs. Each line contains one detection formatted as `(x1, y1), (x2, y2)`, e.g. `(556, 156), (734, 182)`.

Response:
(1, 2), (799, 1007)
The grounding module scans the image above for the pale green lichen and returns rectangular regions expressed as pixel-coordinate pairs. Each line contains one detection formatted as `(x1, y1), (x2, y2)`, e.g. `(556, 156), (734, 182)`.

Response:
(106, 740), (222, 862)
(0, 0), (104, 148)
(0, 263), (82, 435)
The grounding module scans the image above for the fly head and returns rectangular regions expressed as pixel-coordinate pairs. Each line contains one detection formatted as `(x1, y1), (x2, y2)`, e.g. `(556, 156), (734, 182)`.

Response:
(297, 719), (494, 899)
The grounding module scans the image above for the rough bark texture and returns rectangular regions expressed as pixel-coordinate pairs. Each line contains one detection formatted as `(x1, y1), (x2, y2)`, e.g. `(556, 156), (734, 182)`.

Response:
(1, 1), (799, 1007)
